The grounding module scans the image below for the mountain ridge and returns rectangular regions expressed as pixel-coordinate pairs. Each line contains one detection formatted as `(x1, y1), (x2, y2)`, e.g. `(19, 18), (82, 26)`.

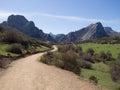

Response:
(1, 15), (119, 43)
(1, 15), (55, 42)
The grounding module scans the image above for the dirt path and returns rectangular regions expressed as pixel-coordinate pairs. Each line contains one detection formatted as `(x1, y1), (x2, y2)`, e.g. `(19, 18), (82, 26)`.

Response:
(0, 46), (105, 90)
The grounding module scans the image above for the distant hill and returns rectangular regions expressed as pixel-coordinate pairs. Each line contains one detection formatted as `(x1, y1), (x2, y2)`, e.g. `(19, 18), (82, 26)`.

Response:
(1, 15), (55, 42)
(104, 27), (120, 37)
(1, 15), (119, 43)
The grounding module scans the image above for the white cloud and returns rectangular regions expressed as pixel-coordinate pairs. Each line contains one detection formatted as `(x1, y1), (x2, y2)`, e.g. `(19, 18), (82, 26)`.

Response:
(0, 10), (119, 24)
(24, 12), (119, 24)
(0, 11), (14, 17)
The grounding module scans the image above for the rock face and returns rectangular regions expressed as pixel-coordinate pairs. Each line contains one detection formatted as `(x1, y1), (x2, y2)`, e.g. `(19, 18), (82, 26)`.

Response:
(55, 34), (65, 43)
(56, 22), (108, 42)
(2, 15), (55, 42)
(82, 22), (108, 40)
(104, 27), (120, 37)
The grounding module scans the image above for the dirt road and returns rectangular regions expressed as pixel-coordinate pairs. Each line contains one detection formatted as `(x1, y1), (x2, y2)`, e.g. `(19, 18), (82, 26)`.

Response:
(0, 46), (105, 90)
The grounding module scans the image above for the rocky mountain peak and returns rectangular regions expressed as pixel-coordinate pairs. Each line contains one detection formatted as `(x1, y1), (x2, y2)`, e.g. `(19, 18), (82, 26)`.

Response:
(1, 15), (118, 43)
(82, 22), (108, 40)
(104, 27), (114, 32)
(8, 15), (28, 27)
(1, 14), (55, 42)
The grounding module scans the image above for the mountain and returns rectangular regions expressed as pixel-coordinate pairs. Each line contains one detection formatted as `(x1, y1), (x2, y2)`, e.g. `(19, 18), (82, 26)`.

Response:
(49, 32), (56, 39)
(1, 15), (119, 43)
(56, 22), (108, 42)
(55, 34), (65, 43)
(1, 15), (55, 42)
(104, 27), (120, 37)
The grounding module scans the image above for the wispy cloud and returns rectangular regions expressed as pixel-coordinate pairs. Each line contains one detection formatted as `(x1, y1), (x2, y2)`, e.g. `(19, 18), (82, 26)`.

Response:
(20, 12), (120, 24)
(0, 10), (118, 24)
(0, 11), (16, 17)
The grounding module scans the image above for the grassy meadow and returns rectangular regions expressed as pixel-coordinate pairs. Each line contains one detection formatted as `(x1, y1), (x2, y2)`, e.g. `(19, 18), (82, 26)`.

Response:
(78, 43), (120, 58)
(76, 43), (120, 90)
(40, 42), (120, 90)
(81, 62), (120, 90)
(0, 42), (49, 57)
(0, 43), (18, 56)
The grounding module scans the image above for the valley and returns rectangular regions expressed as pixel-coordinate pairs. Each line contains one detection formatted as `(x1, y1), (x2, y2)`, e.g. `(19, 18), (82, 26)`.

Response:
(0, 15), (120, 90)
(0, 46), (105, 90)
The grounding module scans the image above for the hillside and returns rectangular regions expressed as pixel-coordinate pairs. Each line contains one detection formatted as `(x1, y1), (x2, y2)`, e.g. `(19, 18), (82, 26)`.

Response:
(0, 25), (50, 68)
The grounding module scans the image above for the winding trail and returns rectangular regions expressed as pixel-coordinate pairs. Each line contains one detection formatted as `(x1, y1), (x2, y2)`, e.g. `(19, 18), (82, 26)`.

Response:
(0, 45), (105, 90)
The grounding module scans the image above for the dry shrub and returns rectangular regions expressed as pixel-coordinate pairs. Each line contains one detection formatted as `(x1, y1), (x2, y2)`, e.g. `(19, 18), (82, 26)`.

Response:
(61, 50), (81, 74)
(6, 43), (23, 54)
(110, 60), (120, 81)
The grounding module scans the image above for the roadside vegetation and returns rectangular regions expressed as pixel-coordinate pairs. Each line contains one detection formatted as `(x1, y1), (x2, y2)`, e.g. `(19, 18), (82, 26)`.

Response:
(41, 43), (120, 90)
(0, 26), (51, 68)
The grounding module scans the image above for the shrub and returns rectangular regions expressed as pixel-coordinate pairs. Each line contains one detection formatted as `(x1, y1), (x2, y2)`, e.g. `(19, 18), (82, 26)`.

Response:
(110, 60), (120, 81)
(116, 86), (120, 90)
(51, 59), (64, 68)
(78, 60), (92, 69)
(40, 52), (53, 64)
(40, 56), (48, 64)
(117, 53), (120, 60)
(89, 75), (98, 84)
(99, 51), (113, 62)
(21, 40), (29, 49)
(6, 43), (23, 54)
(58, 44), (75, 53)
(75, 46), (82, 53)
(86, 48), (94, 56)
(41, 49), (82, 75)
(61, 50), (81, 74)
(99, 51), (107, 62)
(83, 53), (94, 63)
(4, 29), (22, 43)
(106, 51), (113, 61)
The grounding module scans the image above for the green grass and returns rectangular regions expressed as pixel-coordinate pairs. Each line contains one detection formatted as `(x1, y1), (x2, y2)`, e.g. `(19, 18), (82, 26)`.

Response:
(0, 43), (50, 56)
(36, 45), (49, 52)
(81, 62), (120, 90)
(0, 43), (18, 56)
(79, 43), (120, 58)
(92, 62), (109, 73)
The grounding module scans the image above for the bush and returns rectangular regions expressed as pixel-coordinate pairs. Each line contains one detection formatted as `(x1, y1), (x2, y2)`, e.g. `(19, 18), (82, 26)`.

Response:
(108, 54), (120, 82)
(83, 53), (94, 63)
(116, 86), (120, 90)
(89, 75), (98, 84)
(6, 43), (23, 54)
(51, 59), (64, 68)
(117, 53), (120, 60)
(40, 51), (53, 64)
(99, 51), (113, 62)
(106, 51), (113, 61)
(61, 50), (81, 74)
(41, 50), (81, 74)
(75, 46), (82, 53)
(99, 51), (107, 62)
(78, 60), (92, 69)
(110, 60), (120, 81)
(86, 48), (94, 56)
(4, 29), (22, 43)
(58, 44), (75, 53)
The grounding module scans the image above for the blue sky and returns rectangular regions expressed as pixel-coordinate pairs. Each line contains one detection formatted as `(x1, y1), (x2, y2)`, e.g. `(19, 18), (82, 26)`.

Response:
(0, 0), (120, 34)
